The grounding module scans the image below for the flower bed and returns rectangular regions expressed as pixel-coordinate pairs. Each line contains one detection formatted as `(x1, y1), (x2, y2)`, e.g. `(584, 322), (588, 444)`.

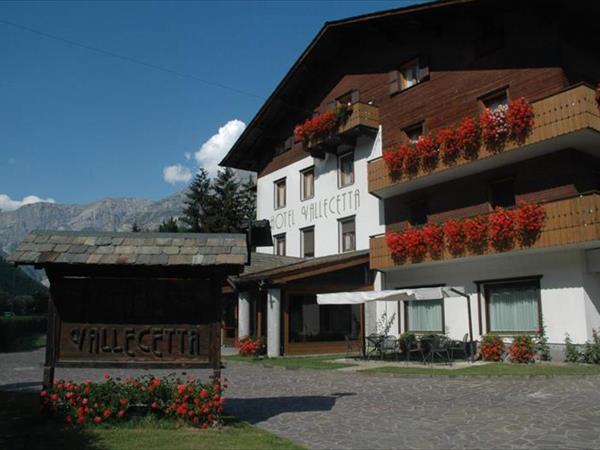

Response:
(382, 97), (534, 177)
(385, 202), (546, 262)
(40, 374), (225, 428)
(238, 337), (265, 357)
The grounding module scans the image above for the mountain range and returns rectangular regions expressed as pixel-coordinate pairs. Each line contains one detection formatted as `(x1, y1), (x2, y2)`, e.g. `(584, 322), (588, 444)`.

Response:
(0, 191), (186, 256)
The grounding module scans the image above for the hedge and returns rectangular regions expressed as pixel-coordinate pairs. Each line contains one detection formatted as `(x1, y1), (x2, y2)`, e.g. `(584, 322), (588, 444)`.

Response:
(0, 315), (47, 351)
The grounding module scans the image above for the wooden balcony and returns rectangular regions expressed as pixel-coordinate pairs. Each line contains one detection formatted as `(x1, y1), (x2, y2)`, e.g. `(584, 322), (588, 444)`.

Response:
(307, 102), (379, 158)
(368, 83), (600, 198)
(370, 193), (600, 270)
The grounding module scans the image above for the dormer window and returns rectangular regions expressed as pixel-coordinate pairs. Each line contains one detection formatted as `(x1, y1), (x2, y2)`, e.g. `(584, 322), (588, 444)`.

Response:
(336, 90), (359, 107)
(481, 90), (508, 112)
(389, 57), (430, 95)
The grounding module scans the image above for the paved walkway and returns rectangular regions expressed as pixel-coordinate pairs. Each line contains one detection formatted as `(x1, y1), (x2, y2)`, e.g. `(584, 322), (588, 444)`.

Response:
(2, 349), (600, 449)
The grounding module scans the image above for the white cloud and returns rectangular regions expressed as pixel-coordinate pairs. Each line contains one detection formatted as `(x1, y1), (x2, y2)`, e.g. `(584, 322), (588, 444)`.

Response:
(184, 152), (191, 160)
(162, 164), (193, 185)
(194, 119), (246, 177)
(0, 194), (55, 212)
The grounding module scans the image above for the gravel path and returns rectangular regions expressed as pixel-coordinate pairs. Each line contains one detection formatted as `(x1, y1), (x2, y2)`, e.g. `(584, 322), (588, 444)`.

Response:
(2, 349), (600, 449)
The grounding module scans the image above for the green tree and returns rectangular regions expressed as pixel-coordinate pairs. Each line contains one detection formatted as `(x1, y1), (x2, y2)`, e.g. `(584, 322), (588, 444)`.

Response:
(158, 217), (180, 232)
(181, 169), (212, 232)
(206, 168), (244, 232)
(239, 175), (257, 225)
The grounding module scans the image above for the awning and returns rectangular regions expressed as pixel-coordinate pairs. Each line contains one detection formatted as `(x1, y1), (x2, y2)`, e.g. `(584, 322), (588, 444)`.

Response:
(316, 287), (466, 305)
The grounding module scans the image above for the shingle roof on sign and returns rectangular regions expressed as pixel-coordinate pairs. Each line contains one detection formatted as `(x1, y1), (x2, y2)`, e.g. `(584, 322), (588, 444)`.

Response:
(7, 231), (248, 267)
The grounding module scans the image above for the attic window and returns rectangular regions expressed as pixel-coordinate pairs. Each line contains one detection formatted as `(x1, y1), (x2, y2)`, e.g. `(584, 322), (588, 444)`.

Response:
(403, 123), (424, 144)
(480, 90), (509, 112)
(388, 57), (430, 95)
(336, 90), (359, 107)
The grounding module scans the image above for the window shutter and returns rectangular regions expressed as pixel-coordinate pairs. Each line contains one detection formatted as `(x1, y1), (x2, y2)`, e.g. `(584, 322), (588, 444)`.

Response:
(388, 70), (400, 96)
(418, 55), (430, 82)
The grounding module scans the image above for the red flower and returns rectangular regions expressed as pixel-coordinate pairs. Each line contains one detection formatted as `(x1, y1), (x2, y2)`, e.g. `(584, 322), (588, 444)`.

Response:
(399, 143), (420, 176)
(119, 398), (128, 406)
(294, 105), (350, 144)
(103, 409), (112, 418)
(488, 208), (516, 251)
(40, 390), (48, 398)
(508, 335), (536, 363)
(383, 147), (404, 177)
(422, 223), (444, 258)
(151, 402), (159, 410)
(94, 416), (102, 425)
(506, 97), (534, 143)
(176, 404), (187, 415)
(103, 373), (110, 380)
(177, 385), (187, 394)
(118, 409), (126, 418)
(443, 219), (466, 257)
(480, 105), (509, 152)
(514, 201), (546, 247)
(456, 116), (481, 160)
(463, 216), (488, 254)
(386, 231), (408, 261)
(200, 389), (209, 399)
(402, 228), (428, 261)
(480, 334), (505, 361)
(415, 135), (439, 170)
(437, 128), (461, 165)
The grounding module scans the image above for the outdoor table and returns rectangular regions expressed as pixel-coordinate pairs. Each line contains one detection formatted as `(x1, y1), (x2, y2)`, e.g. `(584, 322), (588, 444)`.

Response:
(364, 334), (384, 359)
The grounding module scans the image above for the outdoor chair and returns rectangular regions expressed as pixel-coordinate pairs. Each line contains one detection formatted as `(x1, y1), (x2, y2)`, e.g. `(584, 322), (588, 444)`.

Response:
(380, 336), (400, 361)
(365, 333), (383, 360)
(425, 335), (451, 364)
(405, 338), (427, 363)
(449, 333), (469, 361)
(344, 334), (362, 358)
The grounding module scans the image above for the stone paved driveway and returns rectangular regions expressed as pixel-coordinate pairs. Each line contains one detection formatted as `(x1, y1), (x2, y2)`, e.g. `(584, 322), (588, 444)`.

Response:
(2, 349), (600, 449)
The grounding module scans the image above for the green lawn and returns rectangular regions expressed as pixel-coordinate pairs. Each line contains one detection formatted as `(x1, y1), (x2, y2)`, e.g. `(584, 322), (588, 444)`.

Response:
(0, 390), (304, 450)
(225, 354), (355, 370)
(361, 362), (600, 377)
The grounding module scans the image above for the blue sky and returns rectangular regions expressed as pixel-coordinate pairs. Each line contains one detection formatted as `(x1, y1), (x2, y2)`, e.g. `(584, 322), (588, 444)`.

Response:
(0, 0), (424, 209)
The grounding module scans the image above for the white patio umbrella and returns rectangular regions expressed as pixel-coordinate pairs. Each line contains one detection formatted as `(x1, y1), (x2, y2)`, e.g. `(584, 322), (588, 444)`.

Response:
(317, 287), (474, 359)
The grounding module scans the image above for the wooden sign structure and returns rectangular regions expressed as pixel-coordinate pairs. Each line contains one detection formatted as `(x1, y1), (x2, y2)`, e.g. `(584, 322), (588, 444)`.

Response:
(8, 231), (249, 387)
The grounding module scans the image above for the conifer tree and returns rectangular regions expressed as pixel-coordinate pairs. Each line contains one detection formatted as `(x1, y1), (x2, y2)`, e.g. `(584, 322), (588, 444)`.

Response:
(181, 169), (211, 232)
(157, 217), (180, 232)
(239, 175), (257, 225)
(206, 168), (243, 232)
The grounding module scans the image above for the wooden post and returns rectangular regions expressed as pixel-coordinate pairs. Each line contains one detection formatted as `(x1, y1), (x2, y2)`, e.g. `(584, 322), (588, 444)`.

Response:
(42, 295), (57, 389)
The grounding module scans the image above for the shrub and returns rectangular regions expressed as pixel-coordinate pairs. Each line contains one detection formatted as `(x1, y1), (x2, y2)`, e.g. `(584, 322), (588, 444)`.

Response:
(506, 97), (535, 143)
(0, 315), (47, 351)
(238, 337), (265, 357)
(443, 219), (466, 257)
(508, 335), (536, 363)
(480, 334), (504, 361)
(564, 334), (581, 363)
(536, 324), (551, 361)
(40, 374), (225, 428)
(581, 329), (600, 364)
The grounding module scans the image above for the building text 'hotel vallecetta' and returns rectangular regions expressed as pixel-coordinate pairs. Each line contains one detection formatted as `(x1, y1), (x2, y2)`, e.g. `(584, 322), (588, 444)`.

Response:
(216, 0), (600, 358)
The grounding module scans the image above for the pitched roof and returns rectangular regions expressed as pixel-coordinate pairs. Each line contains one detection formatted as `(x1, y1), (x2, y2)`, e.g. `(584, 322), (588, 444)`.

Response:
(8, 230), (248, 267)
(220, 0), (473, 172)
(241, 252), (304, 276)
(235, 249), (369, 284)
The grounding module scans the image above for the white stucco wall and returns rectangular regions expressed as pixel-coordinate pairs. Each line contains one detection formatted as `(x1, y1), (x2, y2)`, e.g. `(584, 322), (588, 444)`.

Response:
(255, 129), (384, 257)
(375, 248), (597, 344)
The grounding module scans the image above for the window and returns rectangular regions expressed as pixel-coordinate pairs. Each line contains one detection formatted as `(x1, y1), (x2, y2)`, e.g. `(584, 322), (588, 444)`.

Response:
(274, 178), (286, 210)
(273, 233), (286, 256)
(301, 227), (315, 258)
(339, 216), (356, 253)
(409, 200), (428, 226)
(489, 178), (515, 208)
(481, 90), (508, 111)
(485, 280), (540, 333)
(301, 167), (315, 201)
(336, 90), (359, 107)
(406, 299), (444, 333)
(338, 152), (354, 188)
(403, 124), (423, 144)
(388, 57), (429, 95)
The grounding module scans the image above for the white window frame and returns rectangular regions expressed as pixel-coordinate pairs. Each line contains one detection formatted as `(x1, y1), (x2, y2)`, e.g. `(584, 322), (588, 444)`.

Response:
(338, 152), (355, 188)
(300, 166), (315, 201)
(273, 233), (286, 256)
(338, 215), (356, 253)
(274, 178), (286, 210)
(300, 226), (315, 258)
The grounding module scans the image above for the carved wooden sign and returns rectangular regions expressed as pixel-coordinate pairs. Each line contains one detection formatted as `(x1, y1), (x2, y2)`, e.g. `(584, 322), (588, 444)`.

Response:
(58, 323), (212, 363)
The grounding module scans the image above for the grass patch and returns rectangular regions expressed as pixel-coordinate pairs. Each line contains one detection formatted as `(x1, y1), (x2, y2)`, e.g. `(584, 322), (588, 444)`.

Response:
(225, 354), (355, 370)
(0, 390), (304, 450)
(4, 333), (46, 352)
(361, 362), (600, 377)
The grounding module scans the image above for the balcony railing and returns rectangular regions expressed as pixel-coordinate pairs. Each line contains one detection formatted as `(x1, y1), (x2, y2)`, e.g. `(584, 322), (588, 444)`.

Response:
(306, 102), (379, 158)
(370, 192), (600, 270)
(368, 83), (600, 198)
